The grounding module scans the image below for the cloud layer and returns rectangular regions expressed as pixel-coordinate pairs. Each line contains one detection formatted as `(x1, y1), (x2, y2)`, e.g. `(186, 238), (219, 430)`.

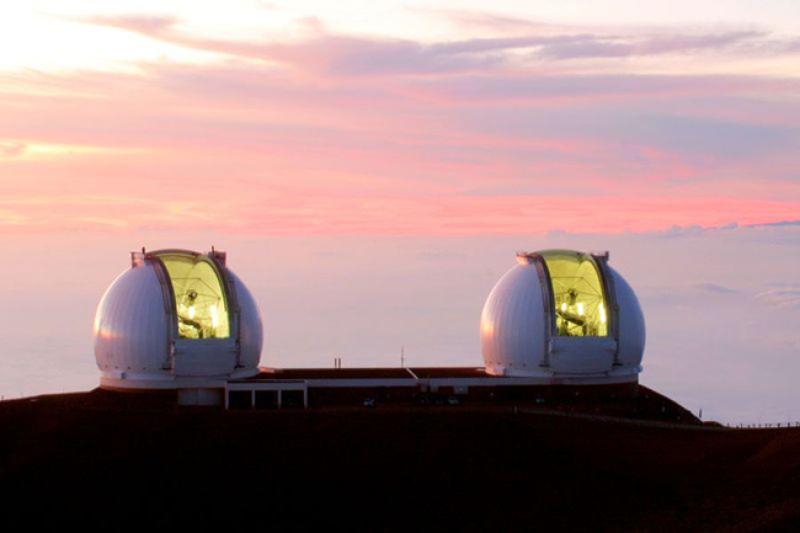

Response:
(0, 7), (798, 234)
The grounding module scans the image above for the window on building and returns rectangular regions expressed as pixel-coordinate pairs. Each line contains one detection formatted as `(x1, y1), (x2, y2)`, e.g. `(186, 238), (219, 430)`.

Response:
(541, 250), (608, 337)
(156, 252), (231, 339)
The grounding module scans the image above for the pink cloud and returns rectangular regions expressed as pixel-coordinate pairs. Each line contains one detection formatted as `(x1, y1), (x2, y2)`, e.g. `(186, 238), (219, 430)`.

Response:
(1, 187), (798, 236)
(77, 15), (799, 76)
(1, 18), (799, 236)
(87, 14), (177, 35)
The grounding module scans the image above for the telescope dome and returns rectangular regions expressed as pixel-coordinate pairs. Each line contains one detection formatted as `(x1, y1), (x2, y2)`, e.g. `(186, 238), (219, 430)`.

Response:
(480, 250), (645, 383)
(93, 249), (263, 390)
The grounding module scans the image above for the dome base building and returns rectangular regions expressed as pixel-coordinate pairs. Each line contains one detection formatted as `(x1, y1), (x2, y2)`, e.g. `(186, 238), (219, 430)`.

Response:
(480, 250), (645, 384)
(94, 249), (263, 395)
(92, 247), (649, 409)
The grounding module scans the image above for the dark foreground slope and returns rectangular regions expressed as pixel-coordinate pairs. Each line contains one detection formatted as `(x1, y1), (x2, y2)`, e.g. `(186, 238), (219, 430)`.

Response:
(1, 389), (799, 531)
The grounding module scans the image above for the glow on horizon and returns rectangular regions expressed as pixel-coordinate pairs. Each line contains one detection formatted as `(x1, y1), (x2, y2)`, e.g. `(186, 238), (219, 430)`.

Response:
(1, 1), (799, 235)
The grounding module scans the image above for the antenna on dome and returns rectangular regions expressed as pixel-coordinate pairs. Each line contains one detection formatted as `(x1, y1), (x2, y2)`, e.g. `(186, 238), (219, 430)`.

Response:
(131, 247), (146, 267)
(515, 251), (536, 265)
(209, 246), (226, 266)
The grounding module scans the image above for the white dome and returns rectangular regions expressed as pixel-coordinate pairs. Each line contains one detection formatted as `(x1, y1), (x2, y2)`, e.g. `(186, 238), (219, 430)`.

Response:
(480, 250), (645, 383)
(94, 249), (263, 389)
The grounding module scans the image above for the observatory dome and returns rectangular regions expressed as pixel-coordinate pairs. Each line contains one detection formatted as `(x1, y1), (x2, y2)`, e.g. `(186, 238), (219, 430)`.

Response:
(94, 249), (263, 390)
(480, 250), (645, 383)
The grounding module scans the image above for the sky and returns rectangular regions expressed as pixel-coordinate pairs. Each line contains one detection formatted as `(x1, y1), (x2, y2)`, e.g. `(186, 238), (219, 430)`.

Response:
(0, 1), (798, 423)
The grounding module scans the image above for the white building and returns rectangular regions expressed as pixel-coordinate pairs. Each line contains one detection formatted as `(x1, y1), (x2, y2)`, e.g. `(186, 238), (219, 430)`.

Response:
(480, 250), (645, 384)
(92, 246), (644, 408)
(94, 249), (263, 394)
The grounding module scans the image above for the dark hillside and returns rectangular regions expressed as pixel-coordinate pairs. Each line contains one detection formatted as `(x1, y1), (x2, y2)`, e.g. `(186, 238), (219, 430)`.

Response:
(1, 389), (799, 531)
